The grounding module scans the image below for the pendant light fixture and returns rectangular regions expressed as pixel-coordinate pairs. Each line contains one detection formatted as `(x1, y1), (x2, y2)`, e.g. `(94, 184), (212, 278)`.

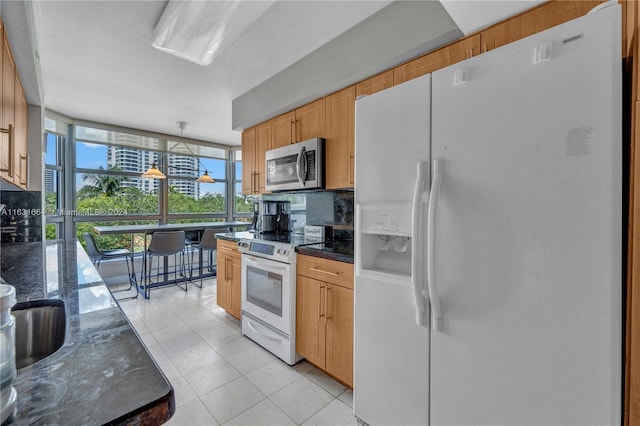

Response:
(196, 170), (215, 183)
(141, 121), (215, 183)
(176, 122), (215, 184)
(141, 161), (166, 179)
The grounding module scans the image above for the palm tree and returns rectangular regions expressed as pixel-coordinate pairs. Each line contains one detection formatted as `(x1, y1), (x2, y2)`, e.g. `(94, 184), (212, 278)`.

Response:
(78, 166), (128, 198)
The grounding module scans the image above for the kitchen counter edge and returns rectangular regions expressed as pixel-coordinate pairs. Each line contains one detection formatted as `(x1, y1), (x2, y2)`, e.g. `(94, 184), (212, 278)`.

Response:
(295, 245), (354, 264)
(0, 239), (175, 425)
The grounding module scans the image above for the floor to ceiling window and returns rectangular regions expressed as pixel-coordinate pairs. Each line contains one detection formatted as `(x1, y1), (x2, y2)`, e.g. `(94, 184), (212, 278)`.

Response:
(233, 148), (254, 219)
(44, 113), (69, 240)
(44, 112), (248, 249)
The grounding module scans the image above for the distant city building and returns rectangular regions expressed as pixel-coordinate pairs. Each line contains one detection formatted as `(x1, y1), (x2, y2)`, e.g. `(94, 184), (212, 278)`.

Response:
(106, 136), (200, 198)
(167, 155), (200, 199)
(44, 169), (55, 194)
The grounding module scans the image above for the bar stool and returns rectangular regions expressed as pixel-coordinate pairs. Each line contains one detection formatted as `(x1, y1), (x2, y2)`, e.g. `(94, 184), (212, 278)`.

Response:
(83, 232), (138, 300)
(189, 228), (226, 288)
(143, 230), (188, 299)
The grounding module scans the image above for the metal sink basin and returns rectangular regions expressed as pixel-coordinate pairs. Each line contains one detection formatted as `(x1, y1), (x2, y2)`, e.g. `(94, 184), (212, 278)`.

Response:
(12, 299), (66, 369)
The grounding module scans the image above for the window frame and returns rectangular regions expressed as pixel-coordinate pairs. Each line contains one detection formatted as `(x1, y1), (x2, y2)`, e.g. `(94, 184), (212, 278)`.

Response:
(44, 113), (242, 241)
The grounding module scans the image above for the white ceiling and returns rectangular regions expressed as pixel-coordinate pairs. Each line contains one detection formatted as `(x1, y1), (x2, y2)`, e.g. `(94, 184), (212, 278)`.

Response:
(31, 0), (392, 146)
(27, 0), (543, 147)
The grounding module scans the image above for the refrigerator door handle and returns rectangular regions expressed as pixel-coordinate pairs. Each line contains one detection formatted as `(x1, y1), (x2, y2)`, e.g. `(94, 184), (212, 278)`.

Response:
(411, 161), (429, 327)
(428, 159), (444, 331)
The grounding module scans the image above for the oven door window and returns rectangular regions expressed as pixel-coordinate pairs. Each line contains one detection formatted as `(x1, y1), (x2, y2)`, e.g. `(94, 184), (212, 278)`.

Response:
(246, 265), (283, 317)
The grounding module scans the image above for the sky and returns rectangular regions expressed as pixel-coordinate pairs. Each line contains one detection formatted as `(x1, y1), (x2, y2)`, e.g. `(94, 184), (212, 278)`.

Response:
(46, 134), (240, 197)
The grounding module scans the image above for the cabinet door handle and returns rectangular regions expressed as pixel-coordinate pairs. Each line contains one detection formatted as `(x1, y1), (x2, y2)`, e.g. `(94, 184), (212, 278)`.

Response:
(20, 154), (28, 186)
(254, 171), (259, 193)
(309, 267), (339, 277)
(349, 154), (355, 186)
(254, 171), (258, 194)
(326, 286), (332, 320)
(319, 285), (325, 319)
(1, 124), (13, 175)
(291, 119), (297, 144)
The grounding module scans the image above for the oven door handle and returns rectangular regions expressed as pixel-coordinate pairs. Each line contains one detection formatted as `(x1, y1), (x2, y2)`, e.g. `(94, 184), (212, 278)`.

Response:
(243, 254), (289, 272)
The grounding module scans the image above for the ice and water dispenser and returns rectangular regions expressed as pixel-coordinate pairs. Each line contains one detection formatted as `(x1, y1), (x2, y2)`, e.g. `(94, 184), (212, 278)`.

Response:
(357, 203), (414, 277)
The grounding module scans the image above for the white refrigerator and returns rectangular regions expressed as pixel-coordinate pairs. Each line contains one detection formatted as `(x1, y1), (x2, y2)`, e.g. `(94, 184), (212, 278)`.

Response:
(354, 3), (622, 425)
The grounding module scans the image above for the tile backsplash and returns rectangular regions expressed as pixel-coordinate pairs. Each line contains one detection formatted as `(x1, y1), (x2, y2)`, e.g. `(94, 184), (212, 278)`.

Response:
(262, 190), (353, 240)
(1, 190), (43, 243)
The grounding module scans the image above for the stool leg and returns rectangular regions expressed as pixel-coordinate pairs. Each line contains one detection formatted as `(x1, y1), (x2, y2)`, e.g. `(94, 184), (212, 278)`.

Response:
(200, 249), (204, 288)
(145, 253), (153, 299)
(193, 247), (203, 289)
(171, 252), (188, 293)
(111, 254), (138, 301)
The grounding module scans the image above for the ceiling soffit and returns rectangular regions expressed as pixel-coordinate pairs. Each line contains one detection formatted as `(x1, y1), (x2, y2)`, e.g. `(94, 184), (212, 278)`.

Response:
(232, 0), (462, 131)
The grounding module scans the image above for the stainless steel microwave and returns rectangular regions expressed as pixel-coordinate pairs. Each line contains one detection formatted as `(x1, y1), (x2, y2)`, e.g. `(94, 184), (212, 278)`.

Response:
(265, 138), (324, 192)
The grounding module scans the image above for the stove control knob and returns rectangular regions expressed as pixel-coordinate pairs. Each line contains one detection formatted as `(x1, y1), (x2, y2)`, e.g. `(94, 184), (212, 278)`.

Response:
(281, 249), (288, 256)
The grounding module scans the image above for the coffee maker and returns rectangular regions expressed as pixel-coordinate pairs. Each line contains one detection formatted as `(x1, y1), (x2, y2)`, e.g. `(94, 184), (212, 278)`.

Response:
(255, 200), (291, 234)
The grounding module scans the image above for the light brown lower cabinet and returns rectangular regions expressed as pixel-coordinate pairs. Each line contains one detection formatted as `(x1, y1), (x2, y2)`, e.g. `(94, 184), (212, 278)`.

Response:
(216, 239), (241, 319)
(296, 254), (353, 388)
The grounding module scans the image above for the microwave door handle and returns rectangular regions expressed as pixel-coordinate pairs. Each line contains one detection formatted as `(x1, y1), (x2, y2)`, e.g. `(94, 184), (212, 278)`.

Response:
(302, 147), (308, 182)
(296, 146), (306, 186)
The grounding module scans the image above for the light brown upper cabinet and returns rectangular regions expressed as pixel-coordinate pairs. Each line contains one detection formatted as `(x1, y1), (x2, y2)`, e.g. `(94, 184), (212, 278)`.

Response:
(480, 0), (602, 53)
(14, 77), (28, 187)
(271, 111), (295, 149)
(242, 122), (271, 195)
(355, 70), (394, 97)
(394, 35), (481, 84)
(271, 99), (326, 149)
(1, 18), (29, 190)
(295, 98), (325, 142)
(1, 27), (16, 183)
(0, 20), (4, 179)
(325, 86), (355, 190)
(241, 126), (256, 195)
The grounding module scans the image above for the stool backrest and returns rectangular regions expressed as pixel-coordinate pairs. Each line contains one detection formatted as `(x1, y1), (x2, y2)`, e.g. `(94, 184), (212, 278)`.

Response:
(83, 232), (103, 259)
(148, 231), (186, 256)
(198, 228), (228, 250)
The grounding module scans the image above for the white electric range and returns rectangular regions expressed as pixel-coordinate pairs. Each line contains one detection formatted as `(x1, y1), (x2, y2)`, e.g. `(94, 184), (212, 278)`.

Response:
(238, 233), (321, 365)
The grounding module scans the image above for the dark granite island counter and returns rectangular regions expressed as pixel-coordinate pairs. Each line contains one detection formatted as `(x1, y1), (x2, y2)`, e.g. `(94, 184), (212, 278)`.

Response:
(0, 239), (174, 425)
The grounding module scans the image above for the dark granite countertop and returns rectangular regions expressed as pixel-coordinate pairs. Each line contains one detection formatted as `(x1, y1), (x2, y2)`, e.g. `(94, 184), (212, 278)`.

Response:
(295, 241), (354, 264)
(0, 240), (174, 425)
(215, 231), (255, 243)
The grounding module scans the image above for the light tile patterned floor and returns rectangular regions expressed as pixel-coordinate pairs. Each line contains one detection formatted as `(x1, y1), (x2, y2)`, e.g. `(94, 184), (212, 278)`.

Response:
(115, 278), (356, 426)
